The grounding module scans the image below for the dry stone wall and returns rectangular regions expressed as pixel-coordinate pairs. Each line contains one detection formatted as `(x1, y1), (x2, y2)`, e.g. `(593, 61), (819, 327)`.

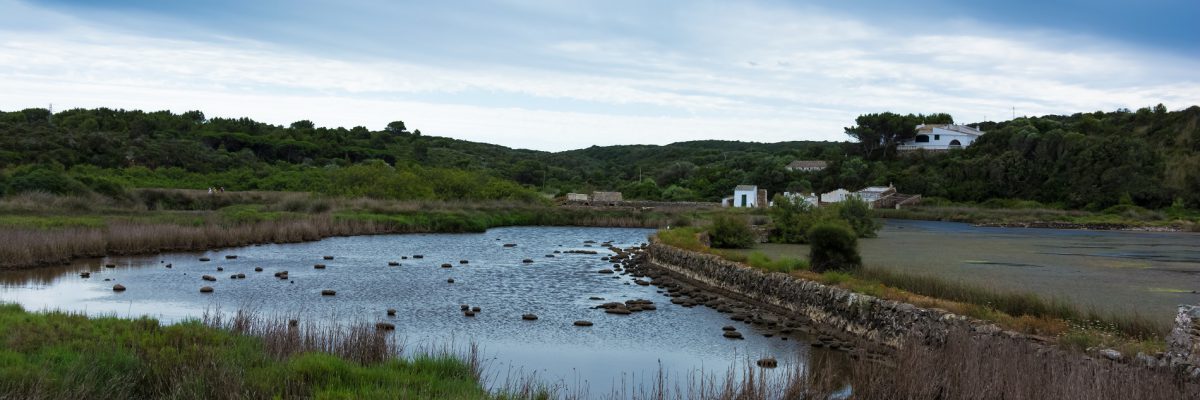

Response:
(1169, 305), (1200, 376)
(646, 238), (1001, 348)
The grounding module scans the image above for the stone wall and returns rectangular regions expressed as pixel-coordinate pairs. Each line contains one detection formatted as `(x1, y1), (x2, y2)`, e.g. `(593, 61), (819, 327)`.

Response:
(1169, 305), (1200, 375)
(646, 238), (1001, 348)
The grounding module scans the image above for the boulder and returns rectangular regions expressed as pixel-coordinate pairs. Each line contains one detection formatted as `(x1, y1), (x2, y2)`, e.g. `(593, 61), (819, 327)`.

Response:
(254, 267), (263, 272)
(605, 308), (632, 315)
(573, 320), (593, 327)
(199, 257), (210, 262)
(522, 314), (538, 321)
(723, 331), (744, 339)
(202, 275), (216, 282)
(460, 304), (470, 311)
(236, 273), (246, 279)
(722, 325), (737, 331)
(459, 260), (469, 264)
(463, 311), (476, 317)
(112, 284), (126, 291)
(386, 308), (397, 316)
(323, 255), (334, 260)
(217, 267), (224, 272)
(320, 289), (336, 296)
(441, 263), (453, 268)
(314, 264), (326, 269)
(447, 278), (455, 283)
(471, 306), (481, 312)
(522, 259), (534, 263)
(388, 261), (400, 266)
(200, 286), (214, 293)
(1098, 348), (1122, 361)
(597, 269), (614, 274)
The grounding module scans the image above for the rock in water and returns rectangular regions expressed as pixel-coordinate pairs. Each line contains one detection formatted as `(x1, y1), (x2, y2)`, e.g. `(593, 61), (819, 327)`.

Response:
(320, 289), (336, 296)
(200, 286), (214, 293)
(112, 284), (126, 292)
(756, 357), (778, 368)
(522, 314), (538, 320)
(573, 320), (593, 327)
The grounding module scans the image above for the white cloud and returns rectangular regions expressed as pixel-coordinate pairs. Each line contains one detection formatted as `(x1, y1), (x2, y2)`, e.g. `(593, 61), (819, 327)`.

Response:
(0, 0), (1197, 151)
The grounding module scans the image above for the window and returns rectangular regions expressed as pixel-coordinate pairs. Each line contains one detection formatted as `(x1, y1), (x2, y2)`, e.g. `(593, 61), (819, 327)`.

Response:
(934, 134), (940, 141)
(915, 135), (930, 143)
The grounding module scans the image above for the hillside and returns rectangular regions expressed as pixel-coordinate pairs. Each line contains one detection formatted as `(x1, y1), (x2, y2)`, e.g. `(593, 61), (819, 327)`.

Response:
(1, 106), (1197, 210)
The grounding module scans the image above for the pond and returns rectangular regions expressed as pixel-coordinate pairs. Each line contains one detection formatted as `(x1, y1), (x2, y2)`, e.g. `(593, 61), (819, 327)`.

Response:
(742, 219), (1200, 323)
(0, 226), (837, 396)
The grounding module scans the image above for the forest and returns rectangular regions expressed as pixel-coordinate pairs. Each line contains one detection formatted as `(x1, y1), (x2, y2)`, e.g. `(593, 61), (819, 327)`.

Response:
(0, 105), (1197, 210)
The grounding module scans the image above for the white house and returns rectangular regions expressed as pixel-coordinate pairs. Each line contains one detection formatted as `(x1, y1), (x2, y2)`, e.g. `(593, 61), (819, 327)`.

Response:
(733, 185), (759, 208)
(820, 188), (851, 203)
(785, 160), (828, 172)
(781, 192), (819, 207)
(854, 185), (897, 208)
(898, 124), (984, 151)
(565, 193), (589, 201)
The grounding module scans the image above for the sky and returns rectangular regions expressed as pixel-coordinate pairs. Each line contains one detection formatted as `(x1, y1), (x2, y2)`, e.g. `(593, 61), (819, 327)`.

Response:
(1, 0), (1197, 151)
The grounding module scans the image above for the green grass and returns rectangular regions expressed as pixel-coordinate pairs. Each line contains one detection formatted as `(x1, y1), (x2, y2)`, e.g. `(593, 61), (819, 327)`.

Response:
(0, 215), (108, 229)
(0, 304), (493, 399)
(746, 251), (808, 273)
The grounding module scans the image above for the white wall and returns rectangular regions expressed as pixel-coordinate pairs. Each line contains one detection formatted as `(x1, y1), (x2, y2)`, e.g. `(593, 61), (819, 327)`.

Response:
(733, 189), (757, 207)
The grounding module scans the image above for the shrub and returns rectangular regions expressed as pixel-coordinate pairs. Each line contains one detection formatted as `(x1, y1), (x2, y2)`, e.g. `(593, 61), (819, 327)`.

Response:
(808, 222), (861, 272)
(767, 194), (822, 243)
(836, 197), (881, 238)
(708, 215), (756, 249)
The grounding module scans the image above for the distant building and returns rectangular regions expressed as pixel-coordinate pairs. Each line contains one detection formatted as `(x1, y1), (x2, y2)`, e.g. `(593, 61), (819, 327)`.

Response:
(565, 193), (589, 202)
(781, 192), (819, 207)
(785, 160), (828, 172)
(820, 188), (852, 203)
(591, 191), (623, 203)
(898, 124), (984, 151)
(732, 185), (760, 208)
(854, 184), (897, 206)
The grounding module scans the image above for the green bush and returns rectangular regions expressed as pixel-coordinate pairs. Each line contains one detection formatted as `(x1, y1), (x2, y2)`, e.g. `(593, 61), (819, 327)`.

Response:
(747, 251), (807, 273)
(836, 198), (881, 238)
(808, 222), (861, 272)
(767, 194), (822, 243)
(708, 215), (756, 249)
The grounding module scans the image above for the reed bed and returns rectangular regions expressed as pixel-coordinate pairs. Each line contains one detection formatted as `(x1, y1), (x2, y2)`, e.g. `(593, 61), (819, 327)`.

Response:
(850, 332), (1199, 400)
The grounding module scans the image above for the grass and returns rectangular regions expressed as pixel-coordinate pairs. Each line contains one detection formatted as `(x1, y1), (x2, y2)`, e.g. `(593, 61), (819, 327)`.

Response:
(0, 304), (494, 400)
(875, 203), (1200, 231)
(656, 227), (1171, 355)
(0, 190), (686, 270)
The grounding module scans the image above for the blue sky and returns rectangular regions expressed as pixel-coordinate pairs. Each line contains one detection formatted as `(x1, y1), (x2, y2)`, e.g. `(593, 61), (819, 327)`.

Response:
(1, 0), (1197, 150)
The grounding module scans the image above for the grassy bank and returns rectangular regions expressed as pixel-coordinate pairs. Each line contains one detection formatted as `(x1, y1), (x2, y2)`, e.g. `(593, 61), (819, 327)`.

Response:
(0, 190), (680, 270)
(0, 304), (505, 399)
(656, 227), (1168, 356)
(875, 202), (1200, 232)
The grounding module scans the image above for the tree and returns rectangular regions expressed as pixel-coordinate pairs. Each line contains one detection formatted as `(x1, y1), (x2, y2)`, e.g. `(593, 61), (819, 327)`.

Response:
(808, 222), (861, 272)
(844, 112), (954, 160)
(836, 197), (881, 238)
(385, 121), (408, 134)
(767, 194), (822, 243)
(289, 120), (315, 130)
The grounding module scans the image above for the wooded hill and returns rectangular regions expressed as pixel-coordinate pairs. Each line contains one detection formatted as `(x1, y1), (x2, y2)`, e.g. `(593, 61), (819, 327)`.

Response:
(1, 105), (1196, 209)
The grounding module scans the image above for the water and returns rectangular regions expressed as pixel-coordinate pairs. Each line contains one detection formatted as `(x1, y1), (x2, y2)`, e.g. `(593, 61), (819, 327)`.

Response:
(745, 219), (1200, 323)
(0, 226), (826, 395)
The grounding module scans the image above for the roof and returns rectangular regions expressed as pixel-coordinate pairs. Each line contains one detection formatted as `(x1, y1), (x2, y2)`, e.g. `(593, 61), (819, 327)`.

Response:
(858, 186), (894, 193)
(916, 124), (984, 136)
(786, 160), (828, 169)
(734, 185), (758, 191)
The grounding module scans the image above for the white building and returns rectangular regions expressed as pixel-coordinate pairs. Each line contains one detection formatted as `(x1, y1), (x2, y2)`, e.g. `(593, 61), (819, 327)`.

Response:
(781, 192), (819, 207)
(820, 188), (852, 203)
(565, 193), (589, 201)
(898, 124), (984, 151)
(785, 160), (828, 172)
(732, 185), (759, 208)
(854, 185), (897, 207)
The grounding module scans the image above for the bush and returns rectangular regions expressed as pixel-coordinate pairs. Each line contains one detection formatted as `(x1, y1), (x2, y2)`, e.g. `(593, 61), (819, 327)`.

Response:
(808, 222), (861, 272)
(768, 194), (822, 243)
(836, 198), (881, 238)
(709, 215), (756, 249)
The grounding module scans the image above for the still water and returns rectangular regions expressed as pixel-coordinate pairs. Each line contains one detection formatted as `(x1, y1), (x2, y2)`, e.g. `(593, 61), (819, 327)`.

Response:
(0, 226), (825, 395)
(748, 219), (1200, 323)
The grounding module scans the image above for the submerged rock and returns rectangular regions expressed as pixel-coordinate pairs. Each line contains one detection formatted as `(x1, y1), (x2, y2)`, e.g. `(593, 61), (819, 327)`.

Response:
(387, 309), (397, 316)
(388, 261), (400, 266)
(459, 260), (469, 264)
(723, 331), (744, 339)
(503, 244), (517, 248)
(323, 255), (334, 260)
(573, 320), (593, 327)
(254, 267), (263, 272)
(441, 263), (452, 268)
(314, 264), (326, 269)
(320, 289), (336, 296)
(522, 259), (534, 263)
(522, 314), (538, 320)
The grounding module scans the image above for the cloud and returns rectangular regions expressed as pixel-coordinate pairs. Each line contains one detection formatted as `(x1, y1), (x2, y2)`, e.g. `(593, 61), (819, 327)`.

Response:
(0, 0), (1197, 151)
